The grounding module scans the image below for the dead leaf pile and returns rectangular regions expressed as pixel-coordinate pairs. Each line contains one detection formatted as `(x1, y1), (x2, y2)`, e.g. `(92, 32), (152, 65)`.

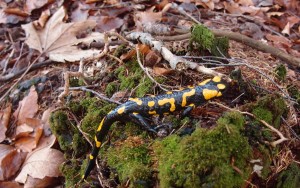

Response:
(0, 86), (65, 187)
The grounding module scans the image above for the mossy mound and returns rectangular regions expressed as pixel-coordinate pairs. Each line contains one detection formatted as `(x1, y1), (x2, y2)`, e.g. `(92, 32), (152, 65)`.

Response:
(190, 24), (229, 57)
(277, 162), (300, 188)
(154, 112), (252, 187)
(105, 136), (152, 187)
(106, 60), (155, 98)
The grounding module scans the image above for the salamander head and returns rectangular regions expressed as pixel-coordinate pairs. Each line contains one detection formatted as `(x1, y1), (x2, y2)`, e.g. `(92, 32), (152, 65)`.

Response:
(199, 76), (227, 100)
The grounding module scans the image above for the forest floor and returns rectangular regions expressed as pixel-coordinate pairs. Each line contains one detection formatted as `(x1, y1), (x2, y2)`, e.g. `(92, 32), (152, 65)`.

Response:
(0, 1), (300, 187)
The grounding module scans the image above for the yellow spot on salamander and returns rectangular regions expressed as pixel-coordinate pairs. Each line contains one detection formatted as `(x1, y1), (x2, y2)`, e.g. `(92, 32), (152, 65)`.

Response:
(95, 136), (101, 148)
(203, 89), (219, 100)
(117, 106), (126, 114)
(97, 118), (105, 132)
(166, 91), (172, 94)
(158, 98), (176, 112)
(133, 112), (139, 115)
(217, 84), (226, 90)
(129, 98), (142, 105)
(148, 101), (155, 107)
(212, 76), (221, 82)
(217, 92), (222, 97)
(198, 79), (211, 86)
(181, 89), (196, 107)
(89, 155), (94, 160)
(188, 86), (194, 89)
(189, 103), (195, 107)
(149, 110), (156, 115)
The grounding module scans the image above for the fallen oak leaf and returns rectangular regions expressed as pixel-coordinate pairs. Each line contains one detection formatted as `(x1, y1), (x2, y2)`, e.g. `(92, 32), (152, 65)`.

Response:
(15, 147), (65, 184)
(21, 6), (102, 62)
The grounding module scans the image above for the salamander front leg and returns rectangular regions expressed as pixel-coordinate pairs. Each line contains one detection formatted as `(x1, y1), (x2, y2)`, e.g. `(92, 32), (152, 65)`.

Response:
(129, 113), (157, 134)
(181, 104), (195, 117)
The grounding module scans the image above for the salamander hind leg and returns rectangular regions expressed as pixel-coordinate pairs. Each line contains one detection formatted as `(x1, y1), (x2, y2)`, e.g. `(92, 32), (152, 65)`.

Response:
(129, 113), (157, 134)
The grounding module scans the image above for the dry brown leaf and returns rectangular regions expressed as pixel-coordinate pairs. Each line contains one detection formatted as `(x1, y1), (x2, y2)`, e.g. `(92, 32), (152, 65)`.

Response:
(135, 10), (162, 30)
(195, 0), (218, 10)
(24, 175), (60, 188)
(238, 0), (254, 6)
(15, 124), (34, 139)
(282, 22), (291, 35)
(0, 104), (12, 142)
(21, 7), (102, 62)
(265, 34), (292, 47)
(95, 16), (124, 32)
(13, 86), (38, 126)
(24, 0), (54, 14)
(153, 66), (173, 76)
(120, 44), (150, 60)
(15, 148), (65, 183)
(4, 8), (29, 17)
(0, 144), (27, 181)
(15, 127), (43, 152)
(0, 181), (22, 188)
(41, 107), (54, 136)
(33, 9), (50, 29)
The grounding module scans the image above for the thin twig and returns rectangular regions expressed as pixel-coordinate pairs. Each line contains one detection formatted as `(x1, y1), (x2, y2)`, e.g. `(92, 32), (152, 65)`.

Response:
(0, 54), (42, 103)
(58, 86), (122, 105)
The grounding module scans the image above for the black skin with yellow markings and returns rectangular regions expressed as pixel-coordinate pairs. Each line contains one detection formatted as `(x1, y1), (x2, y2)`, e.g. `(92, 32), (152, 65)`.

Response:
(82, 76), (227, 180)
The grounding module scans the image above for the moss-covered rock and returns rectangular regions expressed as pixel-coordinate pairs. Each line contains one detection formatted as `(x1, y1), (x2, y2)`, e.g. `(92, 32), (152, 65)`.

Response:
(154, 112), (252, 187)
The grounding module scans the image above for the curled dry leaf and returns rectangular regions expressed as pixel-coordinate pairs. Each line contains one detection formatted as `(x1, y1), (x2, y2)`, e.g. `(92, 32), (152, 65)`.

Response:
(22, 7), (102, 62)
(13, 86), (38, 126)
(0, 144), (27, 181)
(0, 104), (12, 142)
(15, 148), (65, 184)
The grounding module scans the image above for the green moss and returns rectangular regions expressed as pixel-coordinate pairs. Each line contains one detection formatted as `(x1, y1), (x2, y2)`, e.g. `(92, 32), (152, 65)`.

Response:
(105, 138), (152, 187)
(252, 107), (273, 124)
(154, 111), (252, 188)
(275, 64), (287, 81)
(245, 94), (287, 129)
(81, 101), (117, 137)
(60, 159), (82, 188)
(287, 85), (300, 107)
(277, 162), (300, 188)
(115, 60), (154, 97)
(190, 24), (229, 57)
(113, 44), (128, 57)
(212, 36), (229, 57)
(105, 82), (118, 97)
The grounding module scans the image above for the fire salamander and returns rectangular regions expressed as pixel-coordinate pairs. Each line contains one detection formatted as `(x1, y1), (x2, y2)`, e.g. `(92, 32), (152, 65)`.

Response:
(82, 76), (227, 180)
